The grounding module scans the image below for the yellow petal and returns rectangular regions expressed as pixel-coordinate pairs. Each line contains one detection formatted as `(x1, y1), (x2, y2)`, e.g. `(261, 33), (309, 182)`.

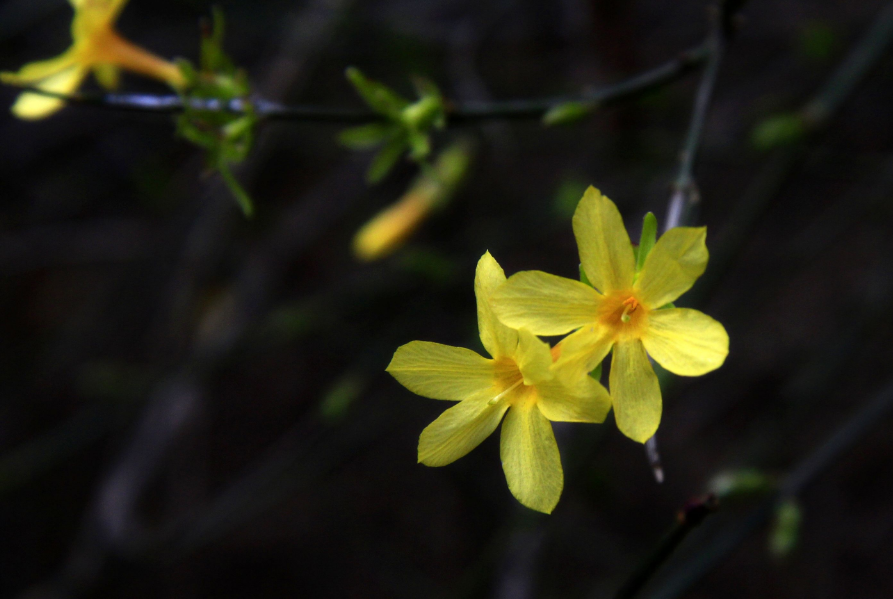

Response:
(1, 51), (78, 85)
(610, 340), (661, 443)
(500, 400), (563, 513)
(573, 186), (636, 293)
(552, 326), (614, 385)
(70, 0), (129, 26)
(418, 394), (509, 466)
(491, 270), (601, 335)
(514, 328), (553, 386)
(387, 341), (495, 401)
(11, 65), (88, 119)
(536, 374), (611, 423)
(635, 227), (708, 309)
(475, 252), (519, 359)
(642, 308), (728, 376)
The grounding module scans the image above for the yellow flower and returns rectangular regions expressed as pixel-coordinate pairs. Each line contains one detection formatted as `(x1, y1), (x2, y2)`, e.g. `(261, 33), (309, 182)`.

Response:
(492, 187), (729, 443)
(1, 0), (185, 119)
(387, 251), (611, 513)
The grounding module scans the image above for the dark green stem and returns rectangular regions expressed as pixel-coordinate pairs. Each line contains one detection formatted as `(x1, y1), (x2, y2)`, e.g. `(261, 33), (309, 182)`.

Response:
(7, 44), (708, 124)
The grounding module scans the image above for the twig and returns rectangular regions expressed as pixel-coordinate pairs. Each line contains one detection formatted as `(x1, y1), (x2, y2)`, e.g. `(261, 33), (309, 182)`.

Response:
(648, 0), (746, 482)
(6, 44), (708, 123)
(613, 494), (719, 599)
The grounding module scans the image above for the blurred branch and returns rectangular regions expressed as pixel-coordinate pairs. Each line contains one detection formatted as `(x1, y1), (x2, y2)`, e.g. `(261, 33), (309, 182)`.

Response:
(614, 494), (719, 599)
(689, 0), (893, 307)
(648, 378), (893, 599)
(6, 44), (709, 123)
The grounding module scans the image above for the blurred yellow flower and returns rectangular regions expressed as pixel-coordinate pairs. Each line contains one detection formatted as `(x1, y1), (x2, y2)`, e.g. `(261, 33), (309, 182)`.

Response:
(387, 251), (610, 513)
(353, 142), (472, 261)
(1, 0), (185, 119)
(492, 187), (728, 443)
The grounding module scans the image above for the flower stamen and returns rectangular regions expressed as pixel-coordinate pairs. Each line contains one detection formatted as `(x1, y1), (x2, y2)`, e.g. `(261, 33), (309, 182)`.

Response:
(620, 296), (640, 323)
(488, 377), (524, 405)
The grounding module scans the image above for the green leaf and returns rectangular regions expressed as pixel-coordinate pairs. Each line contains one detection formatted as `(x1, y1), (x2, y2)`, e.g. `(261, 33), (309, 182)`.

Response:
(401, 95), (444, 132)
(366, 135), (406, 184)
(708, 468), (774, 499)
(338, 123), (392, 149)
(769, 499), (802, 559)
(751, 113), (806, 151)
(636, 212), (658, 272)
(406, 130), (430, 161)
(319, 373), (365, 423)
(542, 101), (593, 126)
(345, 67), (409, 117)
(218, 160), (254, 217)
(798, 21), (839, 63)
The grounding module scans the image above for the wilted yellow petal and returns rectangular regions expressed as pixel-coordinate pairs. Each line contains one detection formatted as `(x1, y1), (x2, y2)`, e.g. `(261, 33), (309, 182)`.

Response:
(551, 326), (613, 385)
(514, 328), (552, 386)
(642, 308), (728, 376)
(387, 341), (495, 401)
(635, 227), (708, 309)
(500, 399), (563, 513)
(418, 394), (509, 466)
(475, 252), (518, 359)
(610, 340), (661, 443)
(536, 374), (611, 423)
(491, 270), (601, 335)
(573, 186), (636, 293)
(11, 65), (88, 119)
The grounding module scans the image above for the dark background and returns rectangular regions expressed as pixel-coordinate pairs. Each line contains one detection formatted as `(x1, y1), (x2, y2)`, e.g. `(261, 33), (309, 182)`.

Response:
(1, 0), (892, 597)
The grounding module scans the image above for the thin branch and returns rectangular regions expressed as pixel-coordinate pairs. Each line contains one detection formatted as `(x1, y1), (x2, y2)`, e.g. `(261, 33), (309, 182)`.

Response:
(647, 0), (747, 482)
(613, 494), (719, 599)
(6, 44), (708, 124)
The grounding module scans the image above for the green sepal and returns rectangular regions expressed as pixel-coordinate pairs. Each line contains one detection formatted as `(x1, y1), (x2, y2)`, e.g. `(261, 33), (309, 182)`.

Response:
(589, 362), (603, 382)
(579, 263), (592, 287)
(542, 101), (594, 126)
(636, 212), (658, 272)
(345, 67), (408, 118)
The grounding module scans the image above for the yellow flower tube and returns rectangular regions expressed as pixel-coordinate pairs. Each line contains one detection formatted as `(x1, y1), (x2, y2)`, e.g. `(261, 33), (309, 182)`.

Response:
(2, 0), (185, 119)
(353, 142), (472, 261)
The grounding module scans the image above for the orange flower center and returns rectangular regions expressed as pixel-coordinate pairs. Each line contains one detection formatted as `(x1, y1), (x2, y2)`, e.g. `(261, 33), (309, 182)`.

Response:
(597, 289), (649, 340)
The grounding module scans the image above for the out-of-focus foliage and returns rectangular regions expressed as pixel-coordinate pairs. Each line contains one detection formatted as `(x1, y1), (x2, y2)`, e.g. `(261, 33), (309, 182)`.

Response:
(176, 8), (256, 215)
(341, 67), (446, 183)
